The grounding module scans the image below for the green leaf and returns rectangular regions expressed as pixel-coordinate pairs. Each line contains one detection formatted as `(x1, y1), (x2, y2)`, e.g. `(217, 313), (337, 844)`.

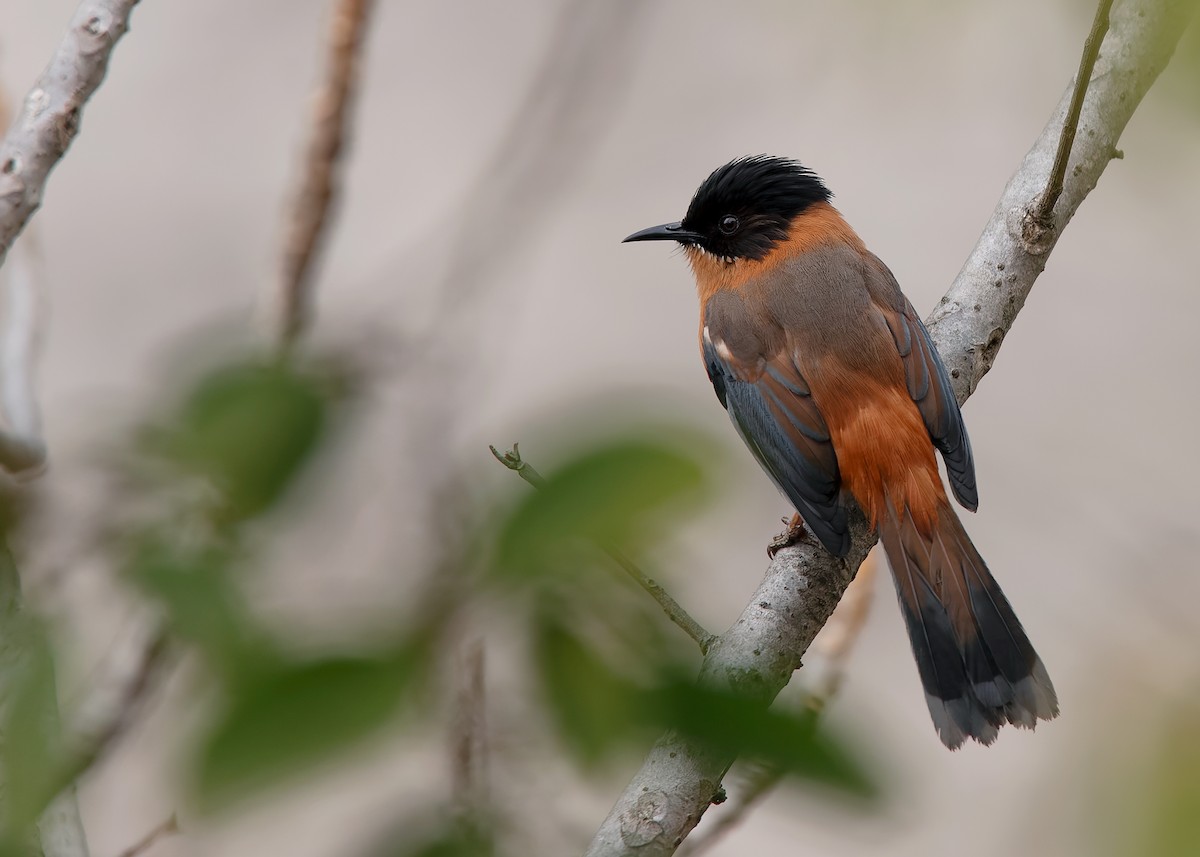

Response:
(495, 434), (710, 582)
(0, 836), (41, 857)
(650, 678), (879, 800)
(1131, 703), (1200, 857)
(534, 616), (648, 767)
(194, 650), (419, 811)
(371, 821), (494, 857)
(0, 616), (61, 833)
(152, 360), (331, 521)
(126, 538), (275, 682)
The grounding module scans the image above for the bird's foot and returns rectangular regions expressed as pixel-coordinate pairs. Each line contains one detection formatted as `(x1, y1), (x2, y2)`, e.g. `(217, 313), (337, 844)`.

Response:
(767, 513), (807, 558)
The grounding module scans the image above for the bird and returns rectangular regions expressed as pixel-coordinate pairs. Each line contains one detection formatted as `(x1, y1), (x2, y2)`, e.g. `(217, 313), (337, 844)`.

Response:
(623, 155), (1058, 749)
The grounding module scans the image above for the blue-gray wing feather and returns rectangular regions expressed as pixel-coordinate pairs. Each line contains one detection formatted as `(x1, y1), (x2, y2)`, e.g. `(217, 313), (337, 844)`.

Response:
(703, 335), (849, 556)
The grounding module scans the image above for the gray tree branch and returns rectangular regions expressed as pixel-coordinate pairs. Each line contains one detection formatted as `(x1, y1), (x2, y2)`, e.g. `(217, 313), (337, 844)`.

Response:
(585, 1), (1197, 853)
(0, 85), (47, 478)
(0, 0), (141, 266)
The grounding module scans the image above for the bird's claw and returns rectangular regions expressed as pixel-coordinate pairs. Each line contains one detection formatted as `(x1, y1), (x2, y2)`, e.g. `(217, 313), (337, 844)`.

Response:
(767, 513), (808, 558)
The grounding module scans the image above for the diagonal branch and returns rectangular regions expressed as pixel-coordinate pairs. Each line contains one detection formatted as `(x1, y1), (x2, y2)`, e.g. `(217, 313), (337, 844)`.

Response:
(585, 1), (1198, 854)
(1032, 0), (1116, 230)
(112, 815), (178, 857)
(0, 0), (141, 268)
(676, 555), (879, 857)
(275, 0), (375, 351)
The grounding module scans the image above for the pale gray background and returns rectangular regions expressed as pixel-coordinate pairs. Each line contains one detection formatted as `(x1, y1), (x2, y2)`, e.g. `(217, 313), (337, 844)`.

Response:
(1, 1), (1198, 855)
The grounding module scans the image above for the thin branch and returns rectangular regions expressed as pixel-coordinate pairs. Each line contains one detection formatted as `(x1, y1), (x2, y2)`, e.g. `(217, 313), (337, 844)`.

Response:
(275, 0), (375, 350)
(51, 629), (171, 799)
(1031, 0), (1115, 230)
(586, 1), (1198, 854)
(111, 814), (178, 857)
(805, 548), (879, 708)
(490, 444), (716, 654)
(0, 0), (142, 268)
(451, 639), (489, 823)
(0, 86), (46, 475)
(31, 625), (171, 857)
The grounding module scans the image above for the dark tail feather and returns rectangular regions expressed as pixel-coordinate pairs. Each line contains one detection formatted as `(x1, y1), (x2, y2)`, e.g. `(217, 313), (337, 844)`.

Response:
(879, 501), (1058, 749)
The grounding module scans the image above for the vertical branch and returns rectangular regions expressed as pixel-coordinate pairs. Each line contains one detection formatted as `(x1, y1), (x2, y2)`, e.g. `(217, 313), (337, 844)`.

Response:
(0, 82), (47, 476)
(275, 0), (375, 351)
(450, 640), (489, 826)
(0, 231), (47, 474)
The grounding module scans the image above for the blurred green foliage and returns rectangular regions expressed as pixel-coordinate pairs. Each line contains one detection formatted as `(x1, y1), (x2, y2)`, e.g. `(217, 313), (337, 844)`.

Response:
(493, 435), (710, 583)
(0, 616), (59, 835)
(127, 538), (278, 684)
(3, 333), (1195, 854)
(194, 648), (424, 811)
(143, 360), (333, 523)
(1104, 698), (1200, 857)
(0, 351), (880, 855)
(533, 613), (651, 767)
(366, 818), (494, 857)
(649, 678), (877, 800)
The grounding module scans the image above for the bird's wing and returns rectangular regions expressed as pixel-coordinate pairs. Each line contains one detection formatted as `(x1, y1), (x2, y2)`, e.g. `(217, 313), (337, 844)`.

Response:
(874, 291), (977, 511)
(702, 320), (848, 556)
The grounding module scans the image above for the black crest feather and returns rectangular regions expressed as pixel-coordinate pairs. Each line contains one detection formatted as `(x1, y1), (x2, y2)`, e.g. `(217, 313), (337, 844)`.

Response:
(681, 156), (832, 260)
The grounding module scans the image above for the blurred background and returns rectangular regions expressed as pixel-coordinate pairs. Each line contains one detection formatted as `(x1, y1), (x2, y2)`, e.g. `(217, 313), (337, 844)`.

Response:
(0, 0), (1198, 855)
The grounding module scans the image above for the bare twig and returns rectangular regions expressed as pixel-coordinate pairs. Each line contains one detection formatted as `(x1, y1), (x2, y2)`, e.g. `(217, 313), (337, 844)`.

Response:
(52, 628), (171, 798)
(0, 0), (142, 268)
(11, 621), (172, 852)
(1031, 0), (1115, 230)
(490, 444), (716, 653)
(805, 548), (878, 708)
(0, 229), (47, 473)
(36, 625), (172, 857)
(451, 640), (489, 825)
(275, 0), (375, 350)
(111, 814), (178, 857)
(586, 2), (1198, 854)
(0, 86), (46, 475)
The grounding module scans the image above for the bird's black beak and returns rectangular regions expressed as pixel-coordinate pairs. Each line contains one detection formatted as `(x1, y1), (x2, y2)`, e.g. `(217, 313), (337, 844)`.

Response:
(622, 221), (702, 245)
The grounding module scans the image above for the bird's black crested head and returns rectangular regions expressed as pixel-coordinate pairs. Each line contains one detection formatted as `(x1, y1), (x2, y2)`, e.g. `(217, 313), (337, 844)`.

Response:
(680, 156), (831, 261)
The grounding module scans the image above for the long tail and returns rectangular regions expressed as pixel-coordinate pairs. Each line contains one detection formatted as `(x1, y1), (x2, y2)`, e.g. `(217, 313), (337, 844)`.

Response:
(879, 500), (1059, 748)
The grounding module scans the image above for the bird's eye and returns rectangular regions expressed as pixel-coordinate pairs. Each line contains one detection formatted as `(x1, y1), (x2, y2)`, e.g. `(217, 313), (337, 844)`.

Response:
(718, 215), (740, 234)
